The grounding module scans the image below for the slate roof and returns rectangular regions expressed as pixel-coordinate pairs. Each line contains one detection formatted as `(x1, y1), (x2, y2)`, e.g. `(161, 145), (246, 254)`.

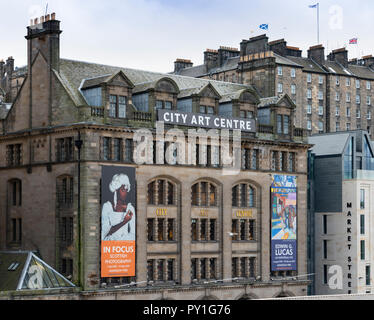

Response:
(309, 132), (351, 156)
(285, 56), (326, 73)
(57, 58), (252, 107)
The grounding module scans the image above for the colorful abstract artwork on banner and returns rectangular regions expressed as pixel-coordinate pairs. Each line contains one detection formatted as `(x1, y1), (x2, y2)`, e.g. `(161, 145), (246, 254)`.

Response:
(271, 175), (297, 271)
(101, 166), (136, 278)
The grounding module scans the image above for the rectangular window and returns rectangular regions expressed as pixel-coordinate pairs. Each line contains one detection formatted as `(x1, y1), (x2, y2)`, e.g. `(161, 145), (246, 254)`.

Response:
(232, 258), (238, 278)
(347, 123), (351, 130)
(277, 83), (283, 93)
(318, 91), (324, 100)
(291, 68), (296, 78)
(361, 215), (365, 235)
(240, 257), (246, 277)
(367, 81), (371, 90)
(319, 75), (324, 84)
(346, 93), (351, 102)
(346, 107), (351, 117)
(336, 76), (340, 85)
(323, 240), (328, 259)
(367, 96), (371, 106)
(361, 240), (366, 260)
(360, 189), (365, 209)
(307, 89), (312, 99)
(323, 215), (327, 234)
(157, 219), (165, 241)
(357, 109), (361, 119)
(323, 265), (328, 284)
(356, 95), (361, 105)
(103, 137), (112, 161)
(209, 259), (216, 280)
(157, 260), (164, 281)
(200, 259), (206, 280)
(335, 92), (340, 101)
(191, 259), (197, 280)
(346, 78), (351, 86)
(307, 73), (312, 83)
(336, 122), (340, 131)
(209, 219), (216, 241)
(278, 66), (283, 76)
(368, 111), (372, 120)
(167, 259), (174, 281)
(191, 219), (198, 241)
(307, 104), (312, 114)
(232, 220), (239, 241)
(307, 120), (312, 131)
(284, 115), (289, 134)
(147, 260), (154, 281)
(167, 219), (174, 241)
(147, 219), (155, 241)
(319, 106), (324, 116)
(118, 96), (127, 118)
(113, 138), (122, 162)
(124, 139), (133, 163)
(318, 121), (324, 132)
(356, 79), (361, 89)
(200, 219), (207, 241)
(291, 84), (296, 95)
(277, 115), (282, 134)
(335, 106), (340, 116)
(288, 153), (295, 172)
(109, 95), (117, 118)
(248, 220), (255, 240)
(366, 265), (371, 286)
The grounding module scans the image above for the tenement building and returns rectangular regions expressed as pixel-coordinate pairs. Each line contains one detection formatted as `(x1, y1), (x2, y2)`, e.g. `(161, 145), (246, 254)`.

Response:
(308, 130), (374, 295)
(0, 15), (311, 300)
(173, 35), (374, 137)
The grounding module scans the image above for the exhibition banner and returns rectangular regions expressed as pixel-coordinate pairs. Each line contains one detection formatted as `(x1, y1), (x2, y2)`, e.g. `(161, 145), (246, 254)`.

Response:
(101, 166), (136, 278)
(271, 175), (297, 271)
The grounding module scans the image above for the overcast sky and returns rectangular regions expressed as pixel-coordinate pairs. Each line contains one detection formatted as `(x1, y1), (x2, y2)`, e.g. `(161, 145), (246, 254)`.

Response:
(1, 0), (373, 73)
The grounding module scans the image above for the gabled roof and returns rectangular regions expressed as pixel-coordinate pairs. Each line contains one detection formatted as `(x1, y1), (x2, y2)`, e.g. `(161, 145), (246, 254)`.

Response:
(0, 251), (75, 292)
(258, 93), (295, 109)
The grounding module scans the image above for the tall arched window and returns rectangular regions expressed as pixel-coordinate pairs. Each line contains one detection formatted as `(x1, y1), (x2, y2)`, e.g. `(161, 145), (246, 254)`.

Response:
(147, 178), (176, 206)
(8, 179), (22, 207)
(191, 181), (218, 207)
(56, 176), (74, 208)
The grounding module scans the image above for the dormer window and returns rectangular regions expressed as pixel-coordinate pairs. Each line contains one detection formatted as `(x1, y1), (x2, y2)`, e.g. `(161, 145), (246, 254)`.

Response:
(109, 95), (127, 118)
(240, 110), (254, 119)
(200, 105), (214, 115)
(156, 100), (173, 110)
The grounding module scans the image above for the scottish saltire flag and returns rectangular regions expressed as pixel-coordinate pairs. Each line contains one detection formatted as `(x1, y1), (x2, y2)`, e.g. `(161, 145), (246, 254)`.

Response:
(309, 3), (318, 8)
(349, 38), (358, 44)
(259, 24), (269, 30)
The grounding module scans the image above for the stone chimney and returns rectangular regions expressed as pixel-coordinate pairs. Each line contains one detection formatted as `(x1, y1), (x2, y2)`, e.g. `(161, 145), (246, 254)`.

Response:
(240, 34), (269, 56)
(174, 59), (193, 73)
(26, 12), (62, 72)
(361, 55), (374, 68)
(204, 49), (218, 71)
(268, 39), (287, 56)
(0, 60), (4, 79)
(327, 48), (348, 67)
(308, 44), (325, 64)
(286, 46), (302, 57)
(5, 56), (14, 76)
(217, 46), (239, 67)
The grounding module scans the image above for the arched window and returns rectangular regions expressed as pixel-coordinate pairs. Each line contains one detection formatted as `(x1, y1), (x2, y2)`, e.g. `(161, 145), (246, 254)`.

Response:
(147, 178), (176, 206)
(232, 183), (256, 208)
(191, 181), (217, 207)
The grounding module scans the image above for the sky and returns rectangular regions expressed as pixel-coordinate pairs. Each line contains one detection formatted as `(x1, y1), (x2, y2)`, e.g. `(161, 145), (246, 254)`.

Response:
(1, 0), (374, 73)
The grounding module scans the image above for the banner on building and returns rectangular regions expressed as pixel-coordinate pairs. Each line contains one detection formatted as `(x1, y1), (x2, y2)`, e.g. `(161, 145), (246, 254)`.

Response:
(101, 166), (136, 278)
(271, 175), (297, 271)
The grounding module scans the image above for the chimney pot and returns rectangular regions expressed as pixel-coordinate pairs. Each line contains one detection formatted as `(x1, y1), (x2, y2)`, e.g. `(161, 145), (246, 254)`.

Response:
(40, 16), (45, 23)
(45, 14), (50, 21)
(34, 18), (39, 25)
(51, 13), (56, 20)
(30, 19), (34, 26)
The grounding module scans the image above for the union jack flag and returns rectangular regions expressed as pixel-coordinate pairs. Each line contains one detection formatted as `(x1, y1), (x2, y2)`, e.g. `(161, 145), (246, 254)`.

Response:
(349, 38), (358, 44)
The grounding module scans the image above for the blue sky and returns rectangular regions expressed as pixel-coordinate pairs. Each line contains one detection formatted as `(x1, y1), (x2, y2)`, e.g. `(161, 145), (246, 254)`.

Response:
(1, 0), (373, 72)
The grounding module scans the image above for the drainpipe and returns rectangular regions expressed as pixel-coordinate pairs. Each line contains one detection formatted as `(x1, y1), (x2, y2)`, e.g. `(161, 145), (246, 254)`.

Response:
(75, 130), (83, 288)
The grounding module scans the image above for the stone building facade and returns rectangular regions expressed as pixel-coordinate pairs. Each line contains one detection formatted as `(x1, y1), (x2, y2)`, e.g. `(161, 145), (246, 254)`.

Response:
(173, 35), (374, 137)
(0, 15), (310, 299)
(0, 57), (26, 104)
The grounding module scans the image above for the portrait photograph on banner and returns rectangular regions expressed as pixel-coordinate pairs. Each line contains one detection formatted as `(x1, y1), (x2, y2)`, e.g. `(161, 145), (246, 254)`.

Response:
(101, 166), (136, 278)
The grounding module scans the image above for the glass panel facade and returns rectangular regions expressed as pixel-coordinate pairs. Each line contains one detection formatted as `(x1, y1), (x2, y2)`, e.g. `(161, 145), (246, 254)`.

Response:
(132, 93), (149, 112)
(82, 87), (102, 107)
(344, 137), (354, 179)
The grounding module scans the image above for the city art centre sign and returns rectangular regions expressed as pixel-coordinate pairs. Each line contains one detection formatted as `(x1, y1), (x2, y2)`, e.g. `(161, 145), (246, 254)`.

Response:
(158, 110), (256, 133)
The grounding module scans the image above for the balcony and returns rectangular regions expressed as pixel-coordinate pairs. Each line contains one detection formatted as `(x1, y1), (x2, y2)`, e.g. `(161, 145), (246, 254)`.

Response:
(132, 111), (152, 122)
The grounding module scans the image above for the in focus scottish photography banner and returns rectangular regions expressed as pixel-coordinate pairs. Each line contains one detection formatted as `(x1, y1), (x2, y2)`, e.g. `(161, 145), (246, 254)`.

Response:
(271, 175), (297, 271)
(101, 166), (136, 278)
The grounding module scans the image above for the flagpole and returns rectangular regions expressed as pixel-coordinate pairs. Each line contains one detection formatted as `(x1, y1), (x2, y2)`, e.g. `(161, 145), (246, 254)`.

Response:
(317, 3), (320, 44)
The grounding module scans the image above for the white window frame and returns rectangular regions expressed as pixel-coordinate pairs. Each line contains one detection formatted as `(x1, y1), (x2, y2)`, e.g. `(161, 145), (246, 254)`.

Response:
(357, 109), (361, 119)
(367, 81), (371, 90)
(291, 84), (296, 95)
(319, 75), (324, 84)
(367, 111), (372, 120)
(346, 93), (351, 103)
(307, 104), (312, 114)
(356, 95), (361, 105)
(356, 79), (361, 89)
(367, 96), (371, 106)
(335, 106), (340, 116)
(347, 107), (351, 117)
(277, 83), (283, 93)
(336, 76), (340, 85)
(307, 89), (312, 99)
(307, 73), (312, 83)
(318, 105), (324, 116)
(278, 66), (283, 76)
(291, 68), (296, 78)
(307, 120), (312, 131)
(318, 91), (324, 100)
(346, 78), (351, 86)
(318, 121), (324, 132)
(335, 92), (340, 101)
